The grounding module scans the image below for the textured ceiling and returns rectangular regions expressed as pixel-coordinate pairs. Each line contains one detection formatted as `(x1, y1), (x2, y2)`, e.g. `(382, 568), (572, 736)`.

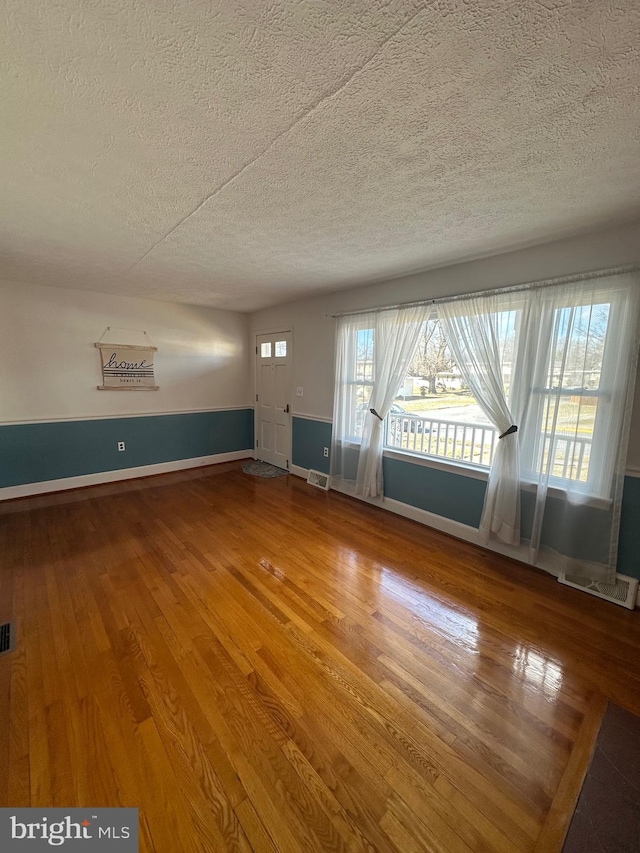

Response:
(1, 1), (639, 312)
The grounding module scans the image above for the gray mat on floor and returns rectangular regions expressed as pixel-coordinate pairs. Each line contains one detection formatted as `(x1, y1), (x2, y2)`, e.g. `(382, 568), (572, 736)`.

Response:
(563, 702), (640, 853)
(242, 461), (289, 478)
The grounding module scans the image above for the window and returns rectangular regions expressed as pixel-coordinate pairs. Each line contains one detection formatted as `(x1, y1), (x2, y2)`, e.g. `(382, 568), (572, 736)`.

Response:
(275, 340), (287, 357)
(344, 326), (374, 440)
(333, 271), (637, 580)
(335, 284), (631, 497)
(520, 289), (625, 497)
(384, 316), (500, 467)
(260, 342), (272, 357)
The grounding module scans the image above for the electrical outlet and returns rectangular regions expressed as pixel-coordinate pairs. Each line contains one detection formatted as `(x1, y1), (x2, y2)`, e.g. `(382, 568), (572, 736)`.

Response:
(323, 447), (329, 457)
(117, 441), (126, 452)
(296, 386), (303, 397)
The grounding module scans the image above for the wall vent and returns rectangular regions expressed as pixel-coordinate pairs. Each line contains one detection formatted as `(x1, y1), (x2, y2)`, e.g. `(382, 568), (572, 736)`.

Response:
(558, 572), (638, 610)
(0, 621), (15, 655)
(307, 470), (330, 491)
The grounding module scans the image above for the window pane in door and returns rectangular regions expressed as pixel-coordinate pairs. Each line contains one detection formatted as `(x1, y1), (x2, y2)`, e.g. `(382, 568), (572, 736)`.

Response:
(260, 342), (272, 358)
(275, 340), (287, 357)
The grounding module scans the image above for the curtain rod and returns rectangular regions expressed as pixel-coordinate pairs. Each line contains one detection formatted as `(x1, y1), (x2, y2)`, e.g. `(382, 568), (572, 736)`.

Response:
(328, 264), (639, 319)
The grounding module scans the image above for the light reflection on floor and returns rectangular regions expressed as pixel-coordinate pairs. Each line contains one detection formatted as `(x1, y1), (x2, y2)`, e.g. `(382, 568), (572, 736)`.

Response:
(338, 547), (567, 702)
(512, 643), (565, 696)
(380, 566), (480, 651)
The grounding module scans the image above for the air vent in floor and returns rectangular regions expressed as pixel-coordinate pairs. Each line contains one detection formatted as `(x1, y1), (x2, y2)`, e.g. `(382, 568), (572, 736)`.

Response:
(0, 621), (14, 655)
(307, 470), (330, 490)
(558, 573), (638, 609)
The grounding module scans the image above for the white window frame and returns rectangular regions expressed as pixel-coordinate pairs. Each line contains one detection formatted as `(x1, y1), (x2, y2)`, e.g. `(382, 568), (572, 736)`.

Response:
(519, 285), (627, 499)
(343, 324), (375, 443)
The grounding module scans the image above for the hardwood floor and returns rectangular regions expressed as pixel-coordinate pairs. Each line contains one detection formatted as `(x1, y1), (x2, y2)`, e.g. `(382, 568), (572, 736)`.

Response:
(1, 461), (639, 852)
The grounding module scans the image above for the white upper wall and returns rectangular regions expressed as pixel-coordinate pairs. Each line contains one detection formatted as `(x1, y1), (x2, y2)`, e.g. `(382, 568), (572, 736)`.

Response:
(250, 220), (640, 469)
(0, 279), (251, 424)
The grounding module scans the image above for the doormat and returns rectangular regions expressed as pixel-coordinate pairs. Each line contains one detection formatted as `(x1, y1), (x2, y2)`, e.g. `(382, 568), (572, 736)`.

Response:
(241, 461), (289, 478)
(563, 702), (640, 852)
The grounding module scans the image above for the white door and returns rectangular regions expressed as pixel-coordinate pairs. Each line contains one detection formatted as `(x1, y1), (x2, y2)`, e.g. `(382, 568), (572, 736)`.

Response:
(255, 332), (291, 469)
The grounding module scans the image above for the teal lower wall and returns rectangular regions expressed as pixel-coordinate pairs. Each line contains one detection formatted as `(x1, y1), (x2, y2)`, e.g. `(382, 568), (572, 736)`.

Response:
(619, 475), (640, 580)
(383, 456), (485, 528)
(292, 416), (640, 580)
(0, 409), (254, 488)
(292, 417), (332, 474)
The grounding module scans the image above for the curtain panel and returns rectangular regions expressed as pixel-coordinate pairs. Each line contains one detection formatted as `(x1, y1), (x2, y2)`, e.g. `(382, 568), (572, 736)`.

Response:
(331, 305), (429, 498)
(440, 272), (639, 583)
(439, 292), (535, 546)
(331, 269), (638, 584)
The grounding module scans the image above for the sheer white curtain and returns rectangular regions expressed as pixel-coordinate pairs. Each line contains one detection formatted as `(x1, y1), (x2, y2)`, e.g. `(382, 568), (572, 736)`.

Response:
(440, 271), (639, 582)
(331, 305), (428, 498)
(518, 275), (639, 581)
(439, 292), (535, 546)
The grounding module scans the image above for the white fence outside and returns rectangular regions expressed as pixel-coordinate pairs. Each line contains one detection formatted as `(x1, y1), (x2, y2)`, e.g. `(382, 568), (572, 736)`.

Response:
(386, 413), (497, 467)
(385, 413), (592, 482)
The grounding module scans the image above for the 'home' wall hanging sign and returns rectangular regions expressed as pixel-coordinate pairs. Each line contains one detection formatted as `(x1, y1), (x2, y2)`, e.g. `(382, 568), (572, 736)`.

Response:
(95, 328), (158, 391)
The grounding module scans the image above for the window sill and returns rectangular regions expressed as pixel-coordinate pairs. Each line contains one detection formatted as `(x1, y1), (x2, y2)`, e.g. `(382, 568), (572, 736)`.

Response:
(383, 447), (489, 481)
(518, 479), (612, 511)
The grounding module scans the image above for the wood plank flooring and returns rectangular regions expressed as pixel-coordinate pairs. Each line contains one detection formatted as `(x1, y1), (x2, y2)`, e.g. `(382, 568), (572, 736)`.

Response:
(1, 461), (639, 852)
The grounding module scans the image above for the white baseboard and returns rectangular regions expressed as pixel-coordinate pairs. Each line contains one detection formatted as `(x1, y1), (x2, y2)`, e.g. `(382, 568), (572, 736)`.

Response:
(347, 489), (559, 576)
(0, 450), (252, 501)
(292, 465), (475, 536)
(290, 464), (311, 480)
(381, 496), (481, 544)
(291, 465), (480, 544)
(262, 463), (640, 604)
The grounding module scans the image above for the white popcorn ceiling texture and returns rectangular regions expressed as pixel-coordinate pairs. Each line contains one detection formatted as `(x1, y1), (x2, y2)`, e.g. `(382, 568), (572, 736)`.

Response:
(1, 1), (639, 312)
